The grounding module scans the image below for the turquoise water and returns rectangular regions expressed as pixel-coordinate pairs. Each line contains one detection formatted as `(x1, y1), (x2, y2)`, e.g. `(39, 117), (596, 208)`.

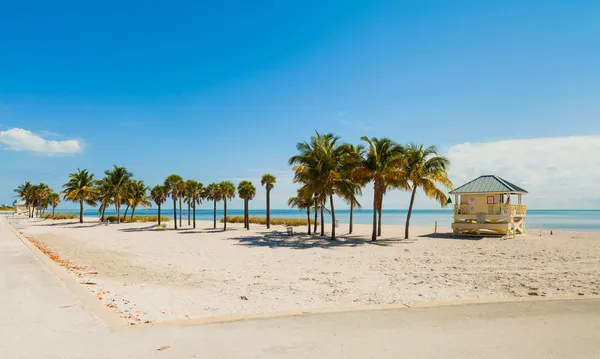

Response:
(54, 208), (600, 231)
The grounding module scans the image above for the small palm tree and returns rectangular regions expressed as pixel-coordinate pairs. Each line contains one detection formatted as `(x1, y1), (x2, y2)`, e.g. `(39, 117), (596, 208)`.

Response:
(48, 192), (61, 217)
(62, 169), (97, 223)
(184, 180), (197, 226)
(403, 144), (453, 239)
(219, 181), (236, 231)
(104, 166), (133, 224)
(150, 185), (168, 226)
(288, 191), (313, 234)
(164, 174), (184, 229)
(260, 174), (276, 229)
(205, 183), (222, 229)
(14, 181), (34, 217)
(128, 180), (151, 218)
(184, 180), (204, 229)
(237, 180), (257, 230)
(352, 137), (407, 241)
(95, 177), (113, 222)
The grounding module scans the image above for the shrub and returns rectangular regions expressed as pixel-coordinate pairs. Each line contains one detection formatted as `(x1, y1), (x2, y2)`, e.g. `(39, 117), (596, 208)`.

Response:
(41, 213), (79, 220)
(104, 215), (171, 223)
(0, 206), (15, 211)
(220, 216), (316, 227)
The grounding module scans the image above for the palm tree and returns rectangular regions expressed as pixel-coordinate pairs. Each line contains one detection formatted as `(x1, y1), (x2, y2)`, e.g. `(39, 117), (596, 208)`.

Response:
(150, 185), (168, 226)
(128, 180), (151, 218)
(352, 137), (407, 241)
(31, 183), (50, 217)
(260, 174), (276, 229)
(205, 183), (222, 229)
(96, 177), (113, 222)
(219, 181), (236, 231)
(344, 144), (366, 235)
(289, 131), (356, 240)
(186, 180), (204, 229)
(164, 174), (184, 230)
(48, 192), (61, 217)
(184, 180), (196, 226)
(14, 181), (34, 217)
(62, 168), (97, 223)
(104, 166), (133, 224)
(237, 180), (257, 230)
(288, 191), (313, 234)
(403, 144), (453, 239)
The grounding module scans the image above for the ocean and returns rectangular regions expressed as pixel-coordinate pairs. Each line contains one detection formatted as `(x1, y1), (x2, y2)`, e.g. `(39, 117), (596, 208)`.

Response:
(52, 208), (600, 231)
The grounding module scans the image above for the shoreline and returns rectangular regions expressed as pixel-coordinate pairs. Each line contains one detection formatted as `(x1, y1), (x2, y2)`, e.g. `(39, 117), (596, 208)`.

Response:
(16, 218), (600, 326)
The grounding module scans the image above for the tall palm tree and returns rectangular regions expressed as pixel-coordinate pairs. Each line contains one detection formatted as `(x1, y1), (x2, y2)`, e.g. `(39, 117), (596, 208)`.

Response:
(237, 180), (256, 230)
(260, 174), (276, 229)
(403, 144), (453, 239)
(14, 181), (34, 217)
(186, 180), (204, 229)
(344, 144), (366, 235)
(150, 185), (168, 226)
(62, 168), (97, 223)
(288, 191), (313, 234)
(289, 131), (356, 240)
(48, 192), (61, 217)
(128, 180), (151, 218)
(184, 180), (196, 226)
(205, 183), (222, 229)
(104, 166), (133, 224)
(219, 181), (236, 231)
(31, 183), (50, 217)
(95, 177), (113, 222)
(352, 137), (407, 241)
(164, 174), (184, 230)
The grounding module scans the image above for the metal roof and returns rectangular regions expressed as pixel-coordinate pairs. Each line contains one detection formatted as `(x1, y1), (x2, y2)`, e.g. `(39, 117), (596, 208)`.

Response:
(449, 175), (528, 195)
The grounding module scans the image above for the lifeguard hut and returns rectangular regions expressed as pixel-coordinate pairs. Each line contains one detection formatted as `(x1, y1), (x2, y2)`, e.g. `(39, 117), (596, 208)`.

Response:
(450, 175), (528, 236)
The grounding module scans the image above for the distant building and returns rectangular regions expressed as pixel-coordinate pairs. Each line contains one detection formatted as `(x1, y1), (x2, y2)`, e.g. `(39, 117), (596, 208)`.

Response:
(450, 175), (528, 236)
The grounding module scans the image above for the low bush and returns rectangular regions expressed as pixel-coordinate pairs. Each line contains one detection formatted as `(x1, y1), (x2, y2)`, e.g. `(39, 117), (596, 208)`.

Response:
(0, 206), (15, 211)
(220, 216), (316, 227)
(104, 215), (171, 223)
(41, 213), (79, 220)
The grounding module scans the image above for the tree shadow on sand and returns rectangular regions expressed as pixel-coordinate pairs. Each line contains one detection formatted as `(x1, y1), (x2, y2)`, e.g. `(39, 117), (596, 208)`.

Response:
(226, 230), (407, 250)
(418, 232), (484, 241)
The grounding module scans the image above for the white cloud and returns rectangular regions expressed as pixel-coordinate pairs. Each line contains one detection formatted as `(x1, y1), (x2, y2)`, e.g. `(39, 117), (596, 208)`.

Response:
(0, 128), (82, 154)
(445, 136), (600, 209)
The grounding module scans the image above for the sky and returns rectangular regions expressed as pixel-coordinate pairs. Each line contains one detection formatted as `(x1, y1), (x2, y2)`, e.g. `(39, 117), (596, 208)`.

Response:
(1, 0), (599, 210)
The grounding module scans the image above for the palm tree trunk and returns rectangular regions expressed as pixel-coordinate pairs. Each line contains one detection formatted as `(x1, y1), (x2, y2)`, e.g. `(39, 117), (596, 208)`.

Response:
(320, 199), (325, 236)
(246, 199), (249, 230)
(349, 202), (354, 234)
(52, 207), (56, 217)
(313, 203), (318, 233)
(378, 195), (383, 236)
(213, 199), (217, 229)
(224, 199), (228, 231)
(173, 199), (178, 230)
(306, 207), (311, 234)
(179, 198), (182, 228)
(188, 201), (191, 226)
(131, 206), (136, 219)
(371, 186), (377, 241)
(101, 205), (106, 222)
(405, 185), (418, 239)
(116, 201), (121, 224)
(266, 189), (271, 229)
(193, 203), (196, 229)
(124, 204), (130, 218)
(158, 204), (161, 226)
(330, 194), (336, 240)
(79, 200), (84, 223)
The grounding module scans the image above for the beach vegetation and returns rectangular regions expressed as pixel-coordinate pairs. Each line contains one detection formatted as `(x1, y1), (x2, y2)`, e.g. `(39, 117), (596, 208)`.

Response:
(204, 183), (222, 229)
(220, 216), (315, 227)
(218, 181), (236, 231)
(288, 190), (315, 233)
(0, 205), (15, 211)
(164, 174), (184, 229)
(104, 166), (133, 224)
(185, 180), (204, 229)
(104, 215), (171, 223)
(150, 185), (169, 226)
(127, 180), (151, 218)
(40, 213), (79, 220)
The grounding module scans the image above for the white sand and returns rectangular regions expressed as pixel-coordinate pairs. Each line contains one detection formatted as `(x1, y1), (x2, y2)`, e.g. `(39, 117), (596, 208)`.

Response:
(21, 218), (600, 325)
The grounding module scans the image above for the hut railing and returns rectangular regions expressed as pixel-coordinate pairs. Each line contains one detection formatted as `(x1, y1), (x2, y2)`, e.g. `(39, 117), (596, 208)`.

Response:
(454, 204), (527, 216)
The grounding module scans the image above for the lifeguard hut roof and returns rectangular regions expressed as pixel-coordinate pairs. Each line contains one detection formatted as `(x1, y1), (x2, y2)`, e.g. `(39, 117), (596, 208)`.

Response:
(449, 175), (528, 195)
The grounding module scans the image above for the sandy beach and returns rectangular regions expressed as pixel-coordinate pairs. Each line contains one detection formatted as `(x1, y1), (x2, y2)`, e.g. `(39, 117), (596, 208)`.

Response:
(19, 218), (600, 325)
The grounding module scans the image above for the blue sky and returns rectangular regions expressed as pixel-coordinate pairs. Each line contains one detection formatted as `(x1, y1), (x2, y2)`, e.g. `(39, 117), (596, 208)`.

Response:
(1, 1), (599, 209)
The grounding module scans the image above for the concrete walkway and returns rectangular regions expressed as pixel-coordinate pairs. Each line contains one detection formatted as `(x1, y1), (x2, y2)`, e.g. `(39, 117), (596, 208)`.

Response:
(1, 217), (599, 358)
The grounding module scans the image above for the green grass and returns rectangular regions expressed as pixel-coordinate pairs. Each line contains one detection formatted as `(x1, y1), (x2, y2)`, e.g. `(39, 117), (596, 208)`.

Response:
(220, 216), (315, 227)
(0, 206), (15, 211)
(41, 213), (79, 220)
(104, 215), (171, 223)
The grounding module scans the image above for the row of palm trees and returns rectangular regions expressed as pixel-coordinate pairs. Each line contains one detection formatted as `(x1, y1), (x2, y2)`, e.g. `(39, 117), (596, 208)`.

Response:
(14, 168), (277, 230)
(13, 182), (61, 218)
(288, 132), (453, 241)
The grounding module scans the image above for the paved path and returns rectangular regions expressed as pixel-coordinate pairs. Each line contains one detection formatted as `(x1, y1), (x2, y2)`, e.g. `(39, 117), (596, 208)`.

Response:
(1, 217), (599, 358)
